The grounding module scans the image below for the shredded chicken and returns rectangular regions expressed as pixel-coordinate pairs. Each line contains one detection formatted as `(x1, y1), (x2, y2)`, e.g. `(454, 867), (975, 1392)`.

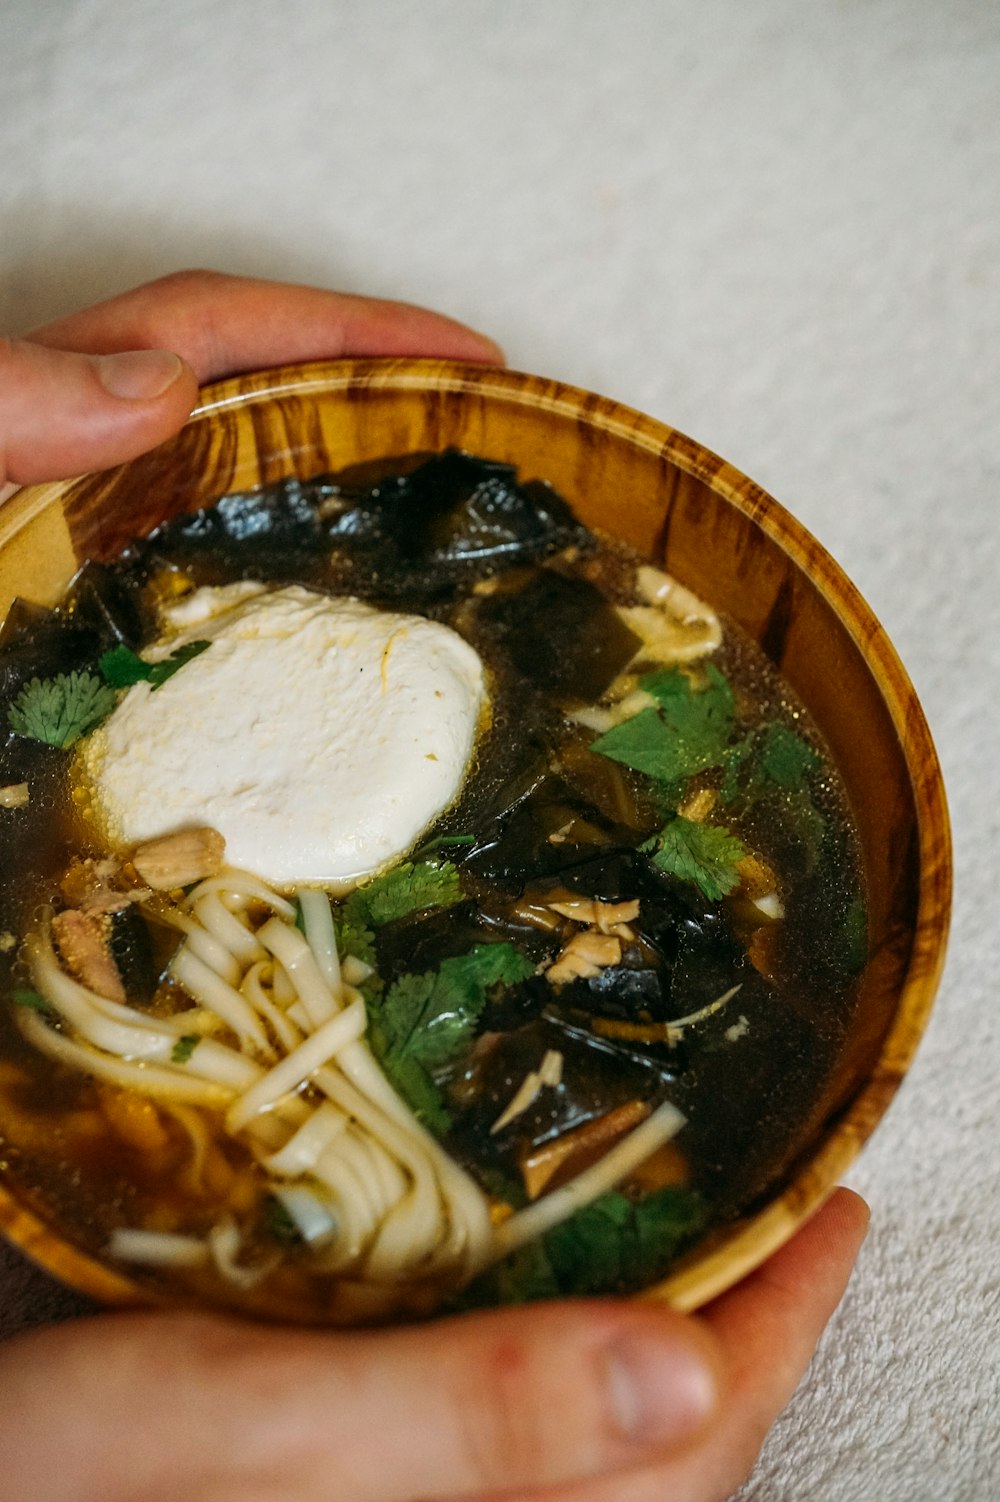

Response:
(60, 857), (148, 916)
(50, 909), (125, 1003)
(546, 895), (639, 939)
(132, 827), (226, 890)
(545, 930), (622, 985)
(490, 1050), (564, 1135)
(735, 853), (784, 920)
(677, 786), (717, 823)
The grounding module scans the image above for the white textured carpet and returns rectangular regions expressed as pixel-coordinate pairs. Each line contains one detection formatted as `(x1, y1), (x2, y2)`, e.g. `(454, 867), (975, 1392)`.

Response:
(1, 3), (998, 1497)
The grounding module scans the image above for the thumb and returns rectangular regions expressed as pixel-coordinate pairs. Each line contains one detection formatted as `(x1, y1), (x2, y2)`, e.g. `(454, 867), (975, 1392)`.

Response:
(0, 336), (199, 487)
(1, 1302), (723, 1502)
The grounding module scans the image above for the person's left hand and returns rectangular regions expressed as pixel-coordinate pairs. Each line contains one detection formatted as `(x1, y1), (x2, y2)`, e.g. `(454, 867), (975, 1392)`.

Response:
(0, 267), (503, 488)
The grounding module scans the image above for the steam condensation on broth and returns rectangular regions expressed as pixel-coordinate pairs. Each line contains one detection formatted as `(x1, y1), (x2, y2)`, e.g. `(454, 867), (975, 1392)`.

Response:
(0, 453), (868, 1321)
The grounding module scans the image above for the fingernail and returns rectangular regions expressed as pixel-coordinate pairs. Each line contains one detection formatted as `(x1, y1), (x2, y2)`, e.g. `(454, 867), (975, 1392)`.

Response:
(96, 349), (184, 401)
(605, 1332), (718, 1447)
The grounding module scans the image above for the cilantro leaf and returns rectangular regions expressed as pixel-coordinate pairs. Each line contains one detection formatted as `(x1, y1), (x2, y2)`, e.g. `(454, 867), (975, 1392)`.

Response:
(368, 942), (534, 1132)
(642, 816), (748, 900)
(758, 723), (820, 788)
(590, 707), (693, 783)
(170, 1034), (201, 1064)
(333, 913), (378, 972)
(720, 722), (819, 807)
(382, 1050), (455, 1137)
(473, 1187), (707, 1306)
(262, 1195), (304, 1247)
(591, 666), (735, 787)
(99, 639), (211, 690)
(7, 672), (117, 749)
(343, 860), (462, 930)
(12, 988), (58, 1020)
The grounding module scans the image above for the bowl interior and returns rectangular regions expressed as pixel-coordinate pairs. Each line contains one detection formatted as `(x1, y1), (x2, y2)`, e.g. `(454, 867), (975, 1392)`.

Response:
(0, 358), (951, 1312)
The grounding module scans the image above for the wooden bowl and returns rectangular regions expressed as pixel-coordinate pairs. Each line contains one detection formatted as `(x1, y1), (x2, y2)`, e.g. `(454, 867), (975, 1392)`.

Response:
(0, 359), (951, 1314)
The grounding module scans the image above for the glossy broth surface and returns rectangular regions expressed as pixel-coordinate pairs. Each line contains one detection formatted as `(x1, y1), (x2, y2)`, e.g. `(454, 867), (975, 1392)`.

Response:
(0, 453), (867, 1318)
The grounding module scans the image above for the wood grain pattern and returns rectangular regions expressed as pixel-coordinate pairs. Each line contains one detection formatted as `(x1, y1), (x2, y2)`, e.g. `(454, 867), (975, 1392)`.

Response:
(0, 359), (952, 1315)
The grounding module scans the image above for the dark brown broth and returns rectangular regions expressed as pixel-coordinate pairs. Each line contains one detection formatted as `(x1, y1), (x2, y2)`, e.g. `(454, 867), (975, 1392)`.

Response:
(0, 454), (866, 1317)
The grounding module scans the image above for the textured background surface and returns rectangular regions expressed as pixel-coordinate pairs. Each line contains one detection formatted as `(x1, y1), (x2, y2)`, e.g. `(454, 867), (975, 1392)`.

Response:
(1, 3), (998, 1497)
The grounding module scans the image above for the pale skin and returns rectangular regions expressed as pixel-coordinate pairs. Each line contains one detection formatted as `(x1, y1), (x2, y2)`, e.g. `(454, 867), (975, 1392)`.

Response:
(0, 271), (870, 1502)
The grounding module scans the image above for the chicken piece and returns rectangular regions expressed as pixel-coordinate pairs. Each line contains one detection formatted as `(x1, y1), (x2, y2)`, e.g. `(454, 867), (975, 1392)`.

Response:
(546, 895), (639, 939)
(490, 1050), (564, 1135)
(0, 782), (29, 809)
(520, 1099), (652, 1199)
(51, 908), (125, 1002)
(677, 786), (717, 823)
(545, 930), (622, 985)
(132, 827), (225, 890)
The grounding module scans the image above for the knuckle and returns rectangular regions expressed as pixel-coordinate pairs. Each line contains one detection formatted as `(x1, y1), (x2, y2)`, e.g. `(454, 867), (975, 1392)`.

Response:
(451, 1331), (555, 1490)
(149, 267), (230, 299)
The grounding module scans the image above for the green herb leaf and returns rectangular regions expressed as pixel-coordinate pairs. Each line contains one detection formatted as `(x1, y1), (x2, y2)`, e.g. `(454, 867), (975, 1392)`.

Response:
(170, 1034), (201, 1064)
(758, 722), (820, 788)
(642, 816), (748, 900)
(7, 672), (117, 749)
(99, 639), (211, 691)
(720, 723), (819, 807)
(12, 988), (57, 1020)
(344, 859), (462, 930)
(478, 1186), (707, 1305)
(262, 1195), (303, 1247)
(368, 942), (534, 1132)
(591, 666), (735, 787)
(416, 833), (476, 855)
(334, 913), (378, 972)
(382, 1050), (454, 1137)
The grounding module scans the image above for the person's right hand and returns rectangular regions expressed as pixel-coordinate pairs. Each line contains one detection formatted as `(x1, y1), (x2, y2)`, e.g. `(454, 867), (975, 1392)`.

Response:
(0, 1188), (867, 1502)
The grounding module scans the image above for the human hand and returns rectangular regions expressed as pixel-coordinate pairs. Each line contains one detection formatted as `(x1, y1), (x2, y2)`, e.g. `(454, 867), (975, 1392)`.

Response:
(0, 272), (867, 1500)
(0, 1188), (867, 1502)
(0, 268), (503, 489)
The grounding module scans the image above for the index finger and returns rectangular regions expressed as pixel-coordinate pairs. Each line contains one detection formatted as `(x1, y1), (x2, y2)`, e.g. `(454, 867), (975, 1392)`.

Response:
(25, 269), (504, 382)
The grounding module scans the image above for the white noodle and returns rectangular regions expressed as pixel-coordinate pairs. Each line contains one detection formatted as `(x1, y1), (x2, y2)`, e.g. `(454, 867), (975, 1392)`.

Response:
(186, 871), (296, 919)
(297, 888), (342, 993)
(191, 891), (268, 967)
(226, 1000), (366, 1133)
(170, 946), (274, 1055)
(489, 1100), (686, 1264)
(241, 961), (303, 1053)
(155, 907), (241, 984)
(270, 1184), (339, 1247)
(208, 1219), (279, 1289)
(256, 917), (340, 1028)
(108, 1228), (210, 1268)
(17, 1009), (237, 1106)
(262, 1101), (347, 1176)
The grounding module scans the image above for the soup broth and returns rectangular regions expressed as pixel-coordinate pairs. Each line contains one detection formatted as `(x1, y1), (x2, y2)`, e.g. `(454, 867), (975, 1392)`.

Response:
(0, 453), (867, 1320)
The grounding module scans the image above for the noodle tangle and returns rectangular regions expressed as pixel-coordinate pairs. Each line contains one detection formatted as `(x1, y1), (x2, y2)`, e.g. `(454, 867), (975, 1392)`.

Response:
(20, 866), (684, 1315)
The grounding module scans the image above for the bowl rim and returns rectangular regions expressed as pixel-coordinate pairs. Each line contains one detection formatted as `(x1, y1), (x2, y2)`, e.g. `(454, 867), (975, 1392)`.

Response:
(0, 357), (952, 1315)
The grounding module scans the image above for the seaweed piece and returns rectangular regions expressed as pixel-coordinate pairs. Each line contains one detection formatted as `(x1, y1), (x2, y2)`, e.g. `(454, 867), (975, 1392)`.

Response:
(158, 477), (323, 547)
(469, 569), (640, 702)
